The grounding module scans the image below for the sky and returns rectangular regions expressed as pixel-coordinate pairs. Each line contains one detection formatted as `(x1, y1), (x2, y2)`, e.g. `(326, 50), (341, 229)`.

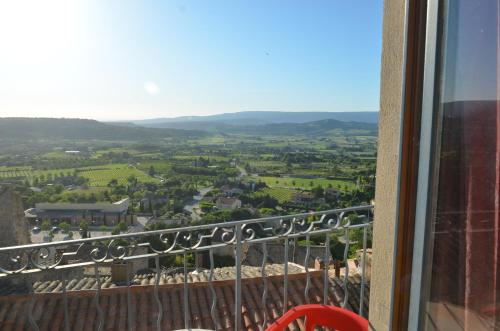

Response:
(0, 0), (383, 121)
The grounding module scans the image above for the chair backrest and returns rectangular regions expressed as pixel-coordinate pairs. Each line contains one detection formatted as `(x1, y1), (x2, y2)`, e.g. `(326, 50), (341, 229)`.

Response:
(265, 304), (368, 331)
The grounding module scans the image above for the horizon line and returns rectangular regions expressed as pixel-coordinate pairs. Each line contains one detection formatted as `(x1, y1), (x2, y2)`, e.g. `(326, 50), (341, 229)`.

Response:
(0, 110), (379, 122)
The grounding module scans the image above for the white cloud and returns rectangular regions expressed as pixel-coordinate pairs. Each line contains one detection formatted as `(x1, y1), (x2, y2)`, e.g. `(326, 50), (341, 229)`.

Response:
(144, 81), (160, 95)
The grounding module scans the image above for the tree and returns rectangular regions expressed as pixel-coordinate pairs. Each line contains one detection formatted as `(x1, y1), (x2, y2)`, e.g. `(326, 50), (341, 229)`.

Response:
(329, 234), (346, 261)
(79, 220), (89, 238)
(148, 166), (156, 177)
(117, 221), (127, 232)
(54, 184), (64, 194)
(127, 175), (137, 185)
(41, 220), (51, 231)
(312, 185), (324, 199)
(258, 208), (276, 216)
(200, 201), (215, 213)
(79, 220), (89, 232)
(107, 179), (118, 187)
(88, 193), (97, 203)
(230, 208), (253, 221)
(59, 221), (70, 234)
(99, 225), (107, 232)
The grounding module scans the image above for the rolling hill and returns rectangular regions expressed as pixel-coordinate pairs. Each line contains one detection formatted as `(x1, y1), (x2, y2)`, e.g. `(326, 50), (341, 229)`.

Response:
(131, 111), (379, 127)
(0, 118), (205, 141)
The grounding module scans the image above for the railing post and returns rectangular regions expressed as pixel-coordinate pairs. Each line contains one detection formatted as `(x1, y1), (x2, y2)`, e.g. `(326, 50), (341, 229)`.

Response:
(342, 225), (351, 308)
(359, 224), (369, 316)
(154, 256), (163, 331)
(235, 224), (242, 330)
(261, 242), (268, 330)
(183, 252), (190, 329)
(283, 237), (289, 314)
(304, 234), (311, 304)
(324, 234), (331, 304)
(27, 282), (40, 331)
(94, 263), (104, 331)
(61, 271), (69, 331)
(209, 249), (218, 329)
(126, 262), (134, 331)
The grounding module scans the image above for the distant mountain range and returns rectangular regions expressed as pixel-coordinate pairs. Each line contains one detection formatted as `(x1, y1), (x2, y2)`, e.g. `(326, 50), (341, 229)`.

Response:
(0, 112), (378, 142)
(131, 111), (379, 127)
(127, 111), (378, 134)
(0, 118), (205, 141)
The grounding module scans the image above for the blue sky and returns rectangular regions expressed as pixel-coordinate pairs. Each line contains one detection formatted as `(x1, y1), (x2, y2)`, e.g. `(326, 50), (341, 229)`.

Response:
(0, 0), (383, 120)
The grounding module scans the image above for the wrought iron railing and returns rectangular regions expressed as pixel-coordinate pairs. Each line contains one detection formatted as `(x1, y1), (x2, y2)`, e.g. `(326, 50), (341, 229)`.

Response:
(0, 205), (373, 331)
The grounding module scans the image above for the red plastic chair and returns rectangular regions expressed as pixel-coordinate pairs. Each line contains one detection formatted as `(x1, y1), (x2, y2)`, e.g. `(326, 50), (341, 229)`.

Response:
(265, 304), (368, 331)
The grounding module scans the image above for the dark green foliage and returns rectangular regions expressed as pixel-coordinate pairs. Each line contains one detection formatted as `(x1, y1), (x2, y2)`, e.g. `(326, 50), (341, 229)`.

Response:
(240, 194), (278, 209)
(0, 118), (205, 141)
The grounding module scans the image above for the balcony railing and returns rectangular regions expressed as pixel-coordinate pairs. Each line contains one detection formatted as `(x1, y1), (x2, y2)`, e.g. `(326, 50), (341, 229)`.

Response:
(0, 205), (373, 331)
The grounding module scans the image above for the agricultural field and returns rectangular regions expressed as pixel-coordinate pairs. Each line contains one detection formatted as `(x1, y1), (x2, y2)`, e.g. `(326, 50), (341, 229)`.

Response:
(42, 151), (80, 159)
(0, 164), (158, 187)
(253, 187), (296, 203)
(0, 167), (75, 180)
(136, 161), (172, 174)
(253, 175), (356, 191)
(0, 169), (32, 179)
(78, 164), (159, 187)
(171, 155), (230, 162)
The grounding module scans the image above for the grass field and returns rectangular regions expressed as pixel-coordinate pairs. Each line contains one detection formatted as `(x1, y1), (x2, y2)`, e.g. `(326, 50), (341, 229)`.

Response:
(253, 175), (355, 191)
(253, 187), (296, 203)
(78, 164), (159, 186)
(60, 187), (108, 196)
(0, 164), (159, 187)
(136, 161), (172, 174)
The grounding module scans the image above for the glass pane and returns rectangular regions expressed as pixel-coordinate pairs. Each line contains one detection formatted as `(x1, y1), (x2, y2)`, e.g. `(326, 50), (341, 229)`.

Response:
(423, 0), (500, 330)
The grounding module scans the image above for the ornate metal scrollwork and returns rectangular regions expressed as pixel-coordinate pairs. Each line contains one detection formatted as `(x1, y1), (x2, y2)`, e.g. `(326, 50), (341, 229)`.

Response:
(0, 206), (373, 276)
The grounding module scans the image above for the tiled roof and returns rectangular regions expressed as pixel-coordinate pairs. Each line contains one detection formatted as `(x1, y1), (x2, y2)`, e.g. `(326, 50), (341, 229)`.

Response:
(0, 270), (369, 331)
(28, 264), (305, 294)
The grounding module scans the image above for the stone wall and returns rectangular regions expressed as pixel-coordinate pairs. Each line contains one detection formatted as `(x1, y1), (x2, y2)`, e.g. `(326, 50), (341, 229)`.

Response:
(0, 186), (42, 293)
(0, 186), (30, 249)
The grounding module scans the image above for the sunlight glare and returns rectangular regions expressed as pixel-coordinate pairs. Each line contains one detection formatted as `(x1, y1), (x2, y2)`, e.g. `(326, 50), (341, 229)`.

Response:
(0, 0), (82, 65)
